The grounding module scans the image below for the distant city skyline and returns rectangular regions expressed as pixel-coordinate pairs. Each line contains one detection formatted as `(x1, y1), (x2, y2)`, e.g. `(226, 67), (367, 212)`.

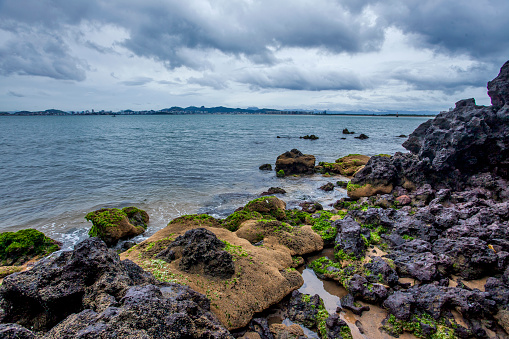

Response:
(1, 0), (508, 112)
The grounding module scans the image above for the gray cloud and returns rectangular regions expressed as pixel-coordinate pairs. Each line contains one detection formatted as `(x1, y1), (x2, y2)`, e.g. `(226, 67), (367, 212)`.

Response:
(188, 74), (228, 90)
(7, 91), (24, 97)
(237, 66), (364, 91)
(120, 77), (153, 86)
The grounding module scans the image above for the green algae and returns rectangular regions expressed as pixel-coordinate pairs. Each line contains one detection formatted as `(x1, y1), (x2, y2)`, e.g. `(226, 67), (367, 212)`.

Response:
(0, 229), (60, 266)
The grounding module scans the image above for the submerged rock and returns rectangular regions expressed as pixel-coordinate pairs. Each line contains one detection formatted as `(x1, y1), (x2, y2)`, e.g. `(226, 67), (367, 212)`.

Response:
(275, 149), (316, 175)
(259, 164), (273, 170)
(261, 187), (287, 196)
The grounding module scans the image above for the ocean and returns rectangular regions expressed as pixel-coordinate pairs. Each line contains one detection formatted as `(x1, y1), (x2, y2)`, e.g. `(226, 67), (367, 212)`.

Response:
(0, 114), (429, 249)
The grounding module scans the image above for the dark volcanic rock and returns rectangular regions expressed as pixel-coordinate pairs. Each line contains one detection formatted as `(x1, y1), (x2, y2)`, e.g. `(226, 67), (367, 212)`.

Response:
(488, 60), (509, 108)
(0, 323), (36, 339)
(259, 164), (272, 171)
(300, 201), (323, 213)
(156, 228), (235, 279)
(333, 216), (366, 259)
(364, 256), (399, 286)
(342, 128), (355, 134)
(340, 294), (370, 315)
(0, 238), (231, 338)
(287, 291), (323, 329)
(275, 149), (316, 175)
(355, 134), (369, 140)
(345, 274), (388, 304)
(249, 318), (274, 339)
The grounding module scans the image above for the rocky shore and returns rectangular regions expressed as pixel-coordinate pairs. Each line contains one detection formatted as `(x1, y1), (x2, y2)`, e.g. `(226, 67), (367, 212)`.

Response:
(1, 61), (509, 338)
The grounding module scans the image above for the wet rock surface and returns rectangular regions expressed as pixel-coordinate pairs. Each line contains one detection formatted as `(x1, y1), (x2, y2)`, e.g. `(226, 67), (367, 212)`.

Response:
(0, 237), (231, 338)
(275, 149), (316, 175)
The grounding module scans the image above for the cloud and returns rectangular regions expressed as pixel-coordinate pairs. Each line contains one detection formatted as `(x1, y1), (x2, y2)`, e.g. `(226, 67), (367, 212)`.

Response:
(188, 74), (228, 90)
(7, 91), (24, 97)
(120, 77), (153, 86)
(237, 66), (364, 91)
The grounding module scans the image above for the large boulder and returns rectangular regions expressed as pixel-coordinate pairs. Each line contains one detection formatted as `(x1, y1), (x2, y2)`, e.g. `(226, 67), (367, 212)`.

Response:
(0, 238), (231, 337)
(85, 207), (149, 246)
(488, 60), (509, 109)
(275, 149), (316, 175)
(121, 216), (304, 330)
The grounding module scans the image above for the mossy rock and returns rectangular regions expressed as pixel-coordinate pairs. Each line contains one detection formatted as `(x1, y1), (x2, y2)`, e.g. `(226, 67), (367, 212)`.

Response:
(0, 229), (60, 266)
(335, 154), (370, 176)
(169, 214), (221, 228)
(85, 207), (150, 246)
(222, 210), (263, 231)
(243, 196), (287, 220)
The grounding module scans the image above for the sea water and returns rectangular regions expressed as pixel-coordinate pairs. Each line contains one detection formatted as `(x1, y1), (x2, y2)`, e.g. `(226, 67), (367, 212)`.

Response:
(0, 114), (429, 248)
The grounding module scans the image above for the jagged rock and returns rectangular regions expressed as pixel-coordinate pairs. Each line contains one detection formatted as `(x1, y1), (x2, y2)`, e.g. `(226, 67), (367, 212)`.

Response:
(287, 291), (323, 329)
(342, 128), (355, 134)
(156, 228), (235, 279)
(333, 216), (366, 259)
(85, 207), (149, 246)
(389, 251), (449, 282)
(364, 256), (399, 286)
(44, 284), (232, 339)
(261, 187), (286, 196)
(275, 149), (316, 175)
(432, 237), (498, 279)
(0, 238), (231, 337)
(324, 313), (350, 339)
(488, 60), (509, 108)
(344, 274), (388, 303)
(0, 323), (36, 339)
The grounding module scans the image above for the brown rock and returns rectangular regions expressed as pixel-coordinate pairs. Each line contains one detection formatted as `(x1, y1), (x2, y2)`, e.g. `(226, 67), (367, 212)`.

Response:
(396, 195), (411, 205)
(121, 217), (304, 330)
(275, 149), (316, 175)
(347, 183), (393, 200)
(270, 323), (304, 339)
(335, 154), (370, 176)
(494, 309), (509, 334)
(236, 220), (323, 256)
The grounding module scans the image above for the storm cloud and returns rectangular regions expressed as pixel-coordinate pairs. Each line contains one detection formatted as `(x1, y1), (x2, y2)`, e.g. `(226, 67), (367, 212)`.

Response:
(0, 0), (508, 111)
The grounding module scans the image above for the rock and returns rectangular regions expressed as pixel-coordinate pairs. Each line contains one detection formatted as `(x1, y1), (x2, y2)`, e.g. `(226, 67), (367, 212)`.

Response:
(121, 217), (304, 330)
(355, 134), (369, 140)
(335, 154), (370, 176)
(333, 217), (366, 259)
(262, 187), (287, 196)
(487, 60), (509, 108)
(382, 291), (416, 320)
(0, 238), (231, 337)
(299, 201), (323, 213)
(494, 309), (509, 334)
(397, 134), (407, 138)
(432, 237), (498, 279)
(0, 229), (61, 266)
(390, 251), (448, 282)
(44, 284), (232, 339)
(342, 128), (355, 134)
(287, 291), (323, 329)
(319, 182), (335, 191)
(337, 181), (348, 188)
(396, 195), (411, 205)
(0, 266), (23, 279)
(300, 134), (319, 140)
(156, 228), (235, 279)
(325, 313), (351, 339)
(85, 207), (149, 246)
(275, 149), (316, 175)
(236, 220), (323, 256)
(269, 323), (305, 339)
(347, 183), (393, 200)
(364, 256), (399, 286)
(259, 164), (273, 171)
(249, 318), (274, 339)
(0, 323), (36, 339)
(340, 294), (370, 315)
(243, 196), (287, 220)
(344, 274), (388, 303)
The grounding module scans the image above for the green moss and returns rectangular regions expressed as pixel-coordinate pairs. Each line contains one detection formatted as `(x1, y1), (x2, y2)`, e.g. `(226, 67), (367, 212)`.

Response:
(86, 208), (127, 237)
(346, 182), (362, 192)
(0, 229), (60, 266)
(222, 240), (249, 261)
(302, 294), (311, 303)
(222, 210), (263, 231)
(402, 235), (415, 241)
(377, 154), (391, 157)
(140, 259), (186, 284)
(122, 206), (149, 229)
(370, 231), (381, 244)
(312, 219), (337, 242)
(316, 306), (329, 339)
(285, 209), (311, 226)
(383, 313), (458, 339)
(277, 169), (285, 177)
(334, 249), (359, 262)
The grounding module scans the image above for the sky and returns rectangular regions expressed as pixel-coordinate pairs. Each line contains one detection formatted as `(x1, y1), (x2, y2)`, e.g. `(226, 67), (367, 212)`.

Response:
(1, 0), (508, 112)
